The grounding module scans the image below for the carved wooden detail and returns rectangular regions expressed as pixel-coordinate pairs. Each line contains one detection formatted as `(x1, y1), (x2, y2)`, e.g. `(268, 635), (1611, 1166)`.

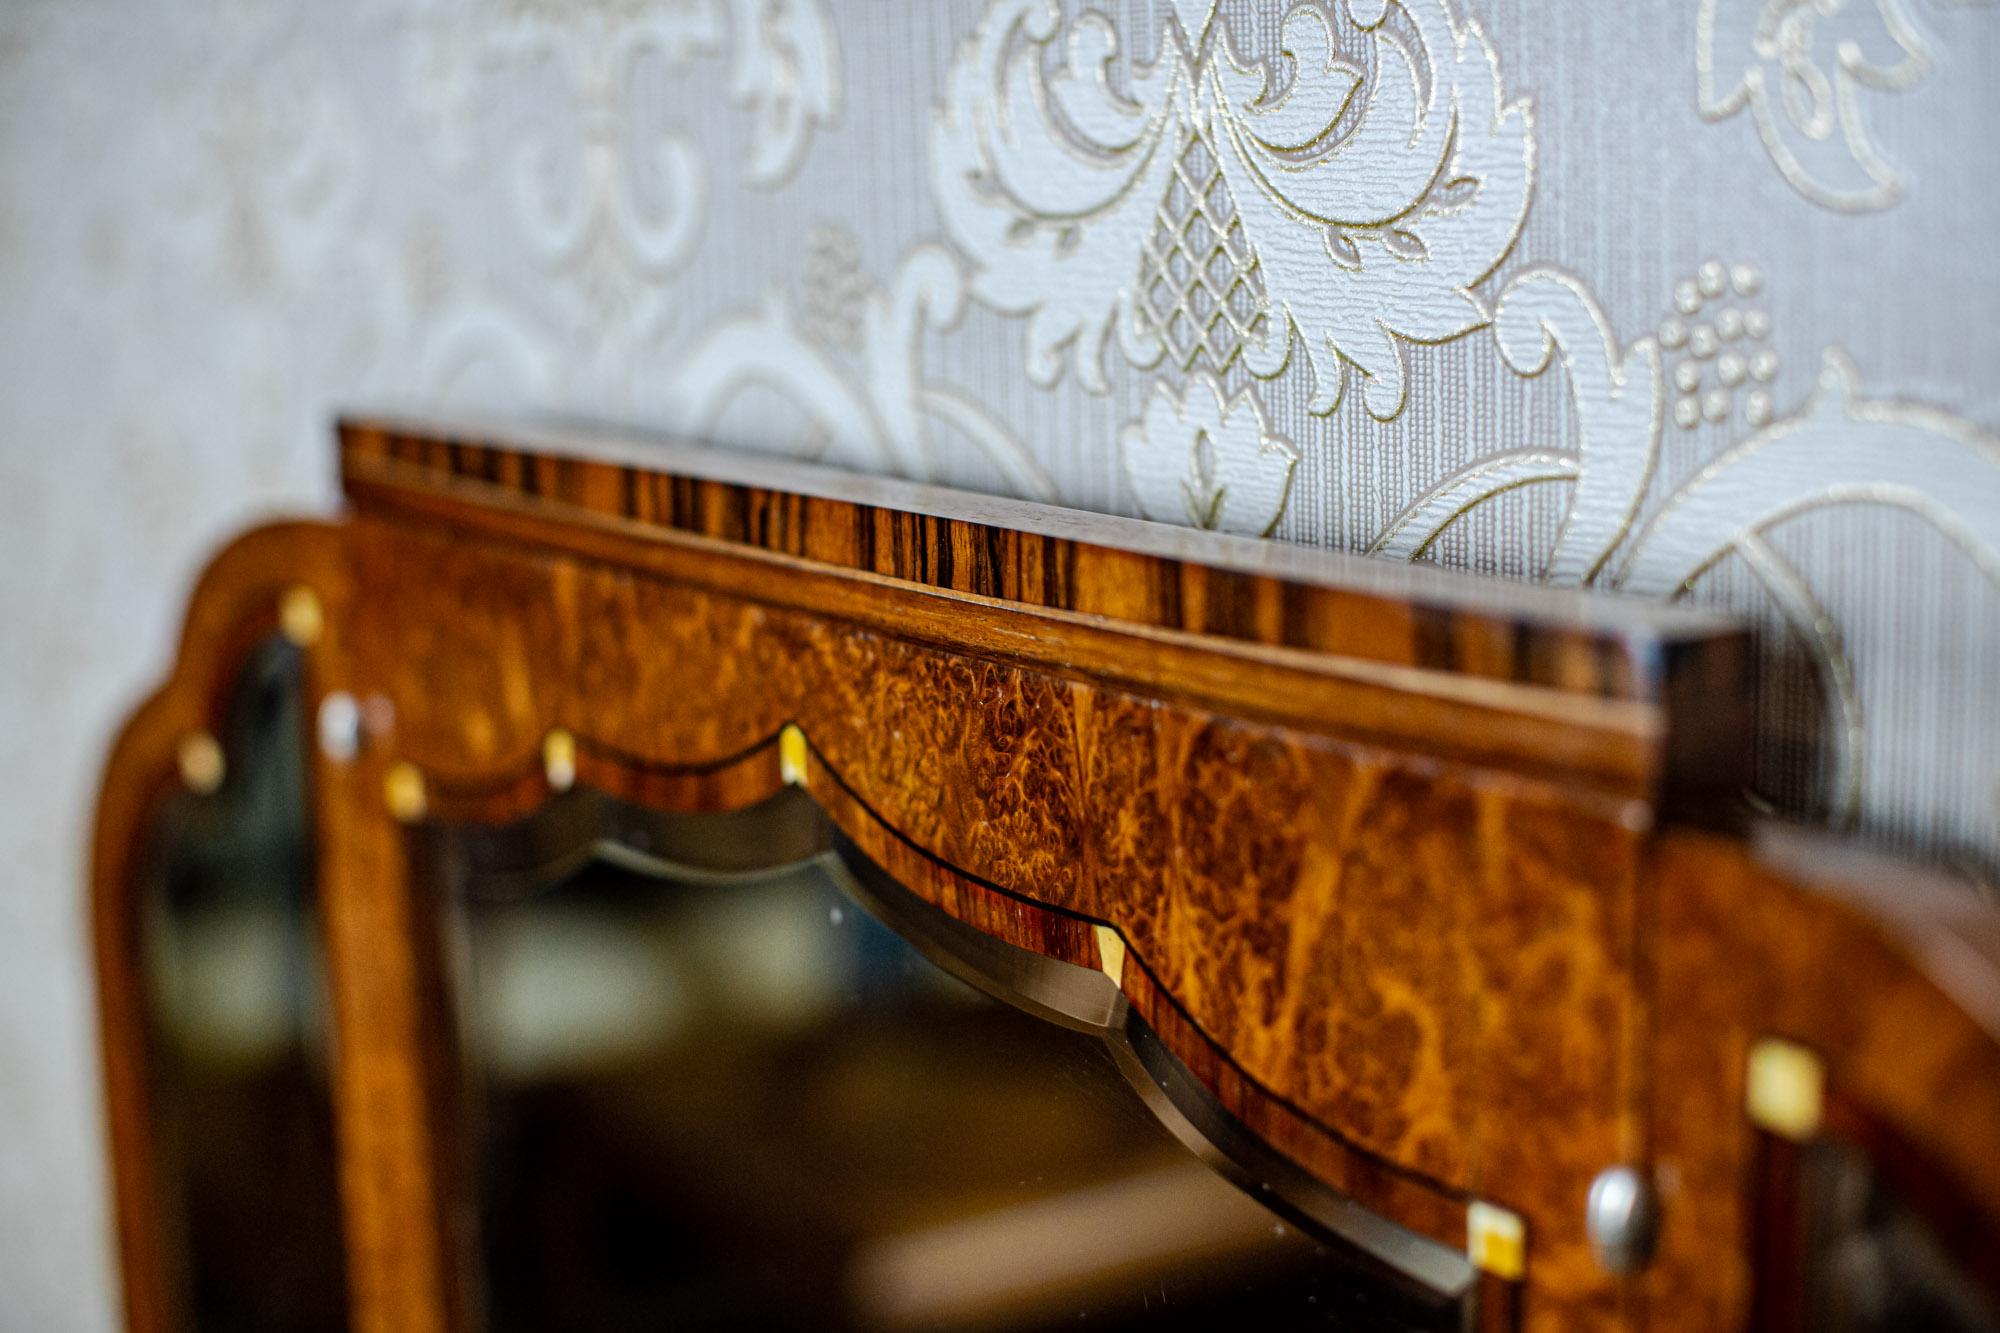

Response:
(92, 416), (2000, 1332)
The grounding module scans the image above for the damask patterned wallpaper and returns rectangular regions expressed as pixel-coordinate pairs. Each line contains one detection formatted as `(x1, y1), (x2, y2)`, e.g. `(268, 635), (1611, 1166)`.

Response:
(1, 0), (1996, 1323)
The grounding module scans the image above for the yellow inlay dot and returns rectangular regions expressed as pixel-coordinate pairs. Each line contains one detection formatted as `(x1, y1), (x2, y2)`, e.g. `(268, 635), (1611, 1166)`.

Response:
(543, 729), (577, 793)
(779, 724), (809, 786)
(1093, 924), (1127, 988)
(279, 586), (324, 647)
(384, 762), (427, 823)
(1468, 1200), (1525, 1280)
(177, 732), (225, 795)
(1747, 1038), (1824, 1141)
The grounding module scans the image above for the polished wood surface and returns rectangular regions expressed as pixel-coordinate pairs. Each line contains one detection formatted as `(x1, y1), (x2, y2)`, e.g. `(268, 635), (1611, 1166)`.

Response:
(339, 416), (1755, 813)
(92, 414), (2000, 1331)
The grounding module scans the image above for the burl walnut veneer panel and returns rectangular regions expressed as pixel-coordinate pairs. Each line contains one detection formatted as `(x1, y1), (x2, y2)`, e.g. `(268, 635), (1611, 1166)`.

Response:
(90, 415), (2000, 1333)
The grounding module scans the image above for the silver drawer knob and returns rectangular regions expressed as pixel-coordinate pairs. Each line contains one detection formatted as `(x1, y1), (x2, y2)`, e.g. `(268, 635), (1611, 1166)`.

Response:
(1586, 1165), (1660, 1274)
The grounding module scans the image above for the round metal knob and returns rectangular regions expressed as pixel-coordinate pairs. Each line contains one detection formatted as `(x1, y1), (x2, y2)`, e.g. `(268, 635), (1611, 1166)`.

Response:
(1586, 1166), (1660, 1275)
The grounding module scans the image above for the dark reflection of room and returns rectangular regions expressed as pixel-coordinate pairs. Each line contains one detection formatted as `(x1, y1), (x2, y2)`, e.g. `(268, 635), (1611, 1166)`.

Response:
(457, 855), (1454, 1332)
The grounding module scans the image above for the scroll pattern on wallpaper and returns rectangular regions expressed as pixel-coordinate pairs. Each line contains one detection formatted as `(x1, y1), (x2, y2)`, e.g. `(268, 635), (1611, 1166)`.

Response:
(150, 1), (1998, 869)
(373, 0), (841, 410)
(1698, 0), (1997, 213)
(911, 0), (1994, 836)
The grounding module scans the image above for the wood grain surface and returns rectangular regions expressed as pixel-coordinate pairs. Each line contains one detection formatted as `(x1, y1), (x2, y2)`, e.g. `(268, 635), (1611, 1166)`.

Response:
(90, 415), (2000, 1332)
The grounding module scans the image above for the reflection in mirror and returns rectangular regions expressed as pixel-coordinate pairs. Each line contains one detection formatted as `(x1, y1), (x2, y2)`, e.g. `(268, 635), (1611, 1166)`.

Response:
(441, 794), (1469, 1332)
(1795, 1135), (1999, 1332)
(138, 639), (348, 1331)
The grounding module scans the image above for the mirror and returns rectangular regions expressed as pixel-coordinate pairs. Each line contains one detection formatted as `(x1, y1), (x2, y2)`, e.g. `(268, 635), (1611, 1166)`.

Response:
(137, 638), (348, 1331)
(1790, 1134), (1998, 1332)
(435, 793), (1469, 1332)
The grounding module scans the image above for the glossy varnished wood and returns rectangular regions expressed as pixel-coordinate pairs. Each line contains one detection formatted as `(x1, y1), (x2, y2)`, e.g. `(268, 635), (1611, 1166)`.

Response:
(92, 524), (343, 1333)
(1644, 826), (2000, 1326)
(92, 523), (464, 1333)
(340, 416), (1755, 813)
(93, 415), (2000, 1333)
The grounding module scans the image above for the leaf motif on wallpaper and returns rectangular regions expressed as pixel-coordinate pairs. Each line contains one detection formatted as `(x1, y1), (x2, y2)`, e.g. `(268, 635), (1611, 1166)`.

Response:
(1121, 374), (1299, 537)
(929, 0), (1533, 419)
(1615, 351), (2000, 595)
(1696, 0), (1932, 212)
(410, 299), (561, 411)
(377, 0), (845, 409)
(394, 0), (839, 270)
(1618, 350), (2000, 816)
(443, 9), (727, 287)
(665, 242), (1055, 500)
(719, 0), (842, 189)
(155, 34), (370, 298)
(1371, 271), (1662, 580)
(1373, 267), (2000, 823)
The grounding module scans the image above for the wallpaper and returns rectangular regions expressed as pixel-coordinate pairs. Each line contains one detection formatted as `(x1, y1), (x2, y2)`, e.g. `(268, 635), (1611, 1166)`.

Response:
(1, 1), (1997, 1324)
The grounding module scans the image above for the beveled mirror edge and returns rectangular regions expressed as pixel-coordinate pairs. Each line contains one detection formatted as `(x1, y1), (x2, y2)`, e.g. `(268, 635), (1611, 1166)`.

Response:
(412, 775), (1480, 1307)
(84, 418), (2000, 1333)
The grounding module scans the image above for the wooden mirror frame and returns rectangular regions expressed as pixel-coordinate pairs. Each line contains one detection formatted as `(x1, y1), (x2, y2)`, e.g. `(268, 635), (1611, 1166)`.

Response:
(93, 415), (2000, 1332)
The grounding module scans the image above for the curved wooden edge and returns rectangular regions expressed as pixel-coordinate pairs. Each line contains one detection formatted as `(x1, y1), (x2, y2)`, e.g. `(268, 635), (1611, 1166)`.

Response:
(89, 521), (346, 1333)
(398, 710), (2000, 1333)
(418, 730), (1481, 1257)
(351, 503), (2000, 1331)
(86, 438), (2000, 1333)
(309, 505), (1664, 1329)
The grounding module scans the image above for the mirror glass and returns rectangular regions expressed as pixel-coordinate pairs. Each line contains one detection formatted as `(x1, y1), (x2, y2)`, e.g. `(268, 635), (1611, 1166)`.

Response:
(450, 832), (1464, 1332)
(1797, 1135), (1999, 1332)
(139, 638), (348, 1331)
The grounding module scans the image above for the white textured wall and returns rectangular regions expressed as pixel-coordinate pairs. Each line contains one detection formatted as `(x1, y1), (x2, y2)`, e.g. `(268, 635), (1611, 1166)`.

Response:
(3, 0), (1997, 1324)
